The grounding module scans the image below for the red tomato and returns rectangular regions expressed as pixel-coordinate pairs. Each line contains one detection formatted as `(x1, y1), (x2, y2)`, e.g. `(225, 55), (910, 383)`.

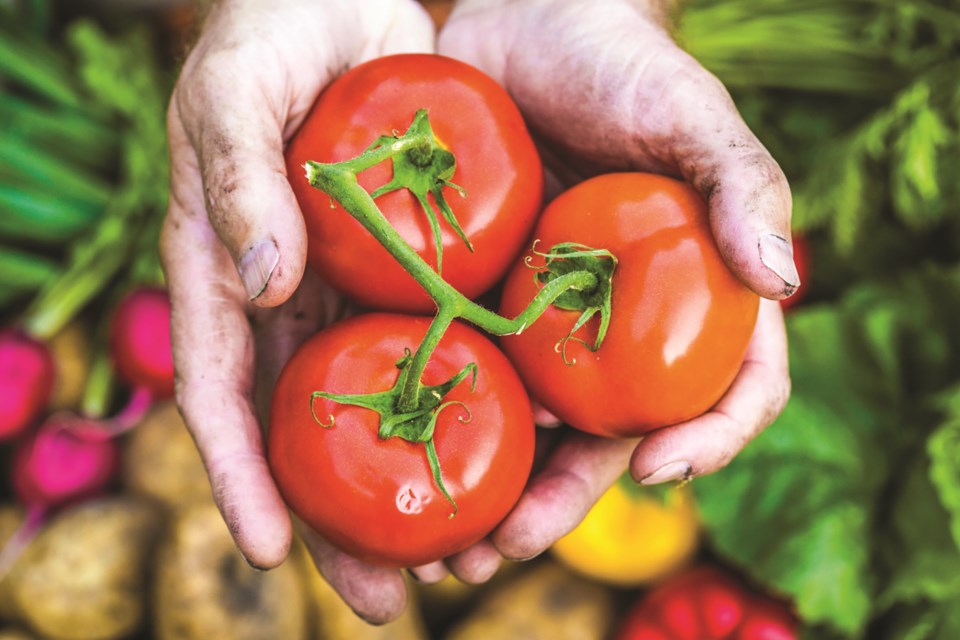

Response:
(499, 173), (759, 437)
(617, 566), (798, 640)
(285, 54), (544, 313)
(268, 313), (535, 567)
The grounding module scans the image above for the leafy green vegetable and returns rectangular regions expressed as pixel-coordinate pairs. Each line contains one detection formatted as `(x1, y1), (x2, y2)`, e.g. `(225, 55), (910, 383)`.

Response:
(695, 266), (960, 637)
(19, 19), (171, 337)
(679, 0), (899, 94)
(793, 61), (960, 253)
(928, 386), (960, 555)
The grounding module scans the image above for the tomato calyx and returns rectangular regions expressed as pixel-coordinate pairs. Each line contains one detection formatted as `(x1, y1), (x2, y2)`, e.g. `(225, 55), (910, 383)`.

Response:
(526, 242), (617, 364)
(306, 109), (471, 276)
(309, 349), (477, 516)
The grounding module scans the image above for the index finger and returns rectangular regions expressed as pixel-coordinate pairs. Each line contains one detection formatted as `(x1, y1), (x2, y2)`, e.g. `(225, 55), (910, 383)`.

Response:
(160, 121), (291, 569)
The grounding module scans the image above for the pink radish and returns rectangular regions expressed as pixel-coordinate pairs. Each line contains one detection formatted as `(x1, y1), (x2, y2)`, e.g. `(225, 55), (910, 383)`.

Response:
(12, 415), (120, 507)
(109, 287), (174, 399)
(0, 329), (55, 442)
(0, 414), (120, 576)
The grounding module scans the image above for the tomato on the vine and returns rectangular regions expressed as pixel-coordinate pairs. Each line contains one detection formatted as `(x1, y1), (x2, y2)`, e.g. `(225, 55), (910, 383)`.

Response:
(268, 313), (535, 568)
(499, 173), (759, 437)
(285, 54), (544, 313)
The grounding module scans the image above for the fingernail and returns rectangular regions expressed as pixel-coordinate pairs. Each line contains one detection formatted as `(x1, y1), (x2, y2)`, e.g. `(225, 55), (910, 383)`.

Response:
(239, 239), (279, 300)
(639, 460), (692, 485)
(759, 234), (800, 289)
(237, 548), (269, 572)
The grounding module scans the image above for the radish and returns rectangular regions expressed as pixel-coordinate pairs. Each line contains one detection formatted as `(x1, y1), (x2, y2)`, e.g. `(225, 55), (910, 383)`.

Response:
(0, 413), (120, 576)
(109, 287), (175, 399)
(12, 415), (120, 508)
(0, 329), (55, 442)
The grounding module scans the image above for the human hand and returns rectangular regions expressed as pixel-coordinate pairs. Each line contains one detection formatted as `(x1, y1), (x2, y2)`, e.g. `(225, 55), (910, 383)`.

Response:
(427, 0), (795, 574)
(160, 0), (436, 623)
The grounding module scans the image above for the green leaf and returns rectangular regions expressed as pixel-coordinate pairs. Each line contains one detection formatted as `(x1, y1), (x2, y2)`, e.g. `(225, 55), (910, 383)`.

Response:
(928, 386), (960, 553)
(879, 443), (960, 607)
(696, 307), (892, 635)
(696, 265), (960, 635)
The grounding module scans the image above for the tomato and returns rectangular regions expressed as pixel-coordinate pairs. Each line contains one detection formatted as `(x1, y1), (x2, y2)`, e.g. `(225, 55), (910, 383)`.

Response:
(268, 313), (535, 568)
(499, 173), (759, 437)
(616, 565), (797, 640)
(285, 54), (544, 313)
(551, 476), (699, 587)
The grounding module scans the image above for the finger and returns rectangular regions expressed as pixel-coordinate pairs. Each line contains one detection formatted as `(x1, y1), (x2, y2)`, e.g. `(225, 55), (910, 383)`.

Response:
(492, 433), (637, 560)
(161, 136), (291, 568)
(172, 61), (307, 308)
(441, 0), (798, 300)
(660, 61), (799, 301)
(630, 298), (790, 483)
(299, 526), (408, 625)
(531, 401), (562, 428)
(250, 269), (346, 424)
(409, 561), (450, 585)
(355, 0), (437, 61)
(446, 539), (502, 584)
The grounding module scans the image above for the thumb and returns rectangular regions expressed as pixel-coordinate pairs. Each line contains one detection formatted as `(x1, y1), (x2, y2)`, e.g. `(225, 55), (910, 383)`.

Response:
(666, 64), (800, 300)
(171, 80), (307, 307)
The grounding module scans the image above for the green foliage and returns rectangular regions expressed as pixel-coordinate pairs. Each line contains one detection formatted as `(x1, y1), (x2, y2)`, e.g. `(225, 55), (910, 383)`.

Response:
(1, 17), (172, 336)
(695, 266), (960, 637)
(793, 63), (960, 254)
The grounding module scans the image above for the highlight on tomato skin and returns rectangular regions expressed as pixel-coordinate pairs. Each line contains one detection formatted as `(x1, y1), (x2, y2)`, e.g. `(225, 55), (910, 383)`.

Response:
(286, 53), (545, 314)
(267, 313), (535, 568)
(499, 172), (760, 438)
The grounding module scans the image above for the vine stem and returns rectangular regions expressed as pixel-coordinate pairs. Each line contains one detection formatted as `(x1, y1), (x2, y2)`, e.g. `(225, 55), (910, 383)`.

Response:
(306, 162), (599, 340)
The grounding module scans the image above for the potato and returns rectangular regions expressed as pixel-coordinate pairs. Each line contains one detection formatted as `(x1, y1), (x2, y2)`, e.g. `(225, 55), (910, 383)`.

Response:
(0, 505), (25, 621)
(153, 503), (308, 640)
(293, 537), (428, 640)
(5, 497), (162, 640)
(444, 561), (615, 640)
(122, 400), (210, 508)
(46, 320), (92, 412)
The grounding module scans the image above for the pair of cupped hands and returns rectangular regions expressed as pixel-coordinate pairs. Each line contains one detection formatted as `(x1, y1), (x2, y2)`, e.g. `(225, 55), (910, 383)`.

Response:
(161, 0), (798, 624)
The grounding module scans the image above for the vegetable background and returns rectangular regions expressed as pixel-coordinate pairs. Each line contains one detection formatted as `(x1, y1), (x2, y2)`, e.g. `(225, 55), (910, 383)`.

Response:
(1, 0), (959, 637)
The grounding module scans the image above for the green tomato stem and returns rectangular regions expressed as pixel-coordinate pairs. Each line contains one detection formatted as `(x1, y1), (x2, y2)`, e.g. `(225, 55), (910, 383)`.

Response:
(305, 163), (600, 339)
(397, 307), (455, 413)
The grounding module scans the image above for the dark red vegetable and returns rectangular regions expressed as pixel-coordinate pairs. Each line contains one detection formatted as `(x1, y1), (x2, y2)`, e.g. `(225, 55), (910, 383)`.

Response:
(0, 328), (55, 442)
(616, 566), (798, 640)
(108, 287), (174, 398)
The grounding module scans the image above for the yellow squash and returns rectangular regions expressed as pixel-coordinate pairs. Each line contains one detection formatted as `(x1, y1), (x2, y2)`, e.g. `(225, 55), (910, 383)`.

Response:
(551, 474), (700, 587)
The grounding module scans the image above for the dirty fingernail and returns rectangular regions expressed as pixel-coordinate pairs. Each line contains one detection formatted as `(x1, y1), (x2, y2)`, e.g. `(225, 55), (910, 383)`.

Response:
(639, 460), (692, 485)
(239, 239), (279, 300)
(759, 234), (800, 289)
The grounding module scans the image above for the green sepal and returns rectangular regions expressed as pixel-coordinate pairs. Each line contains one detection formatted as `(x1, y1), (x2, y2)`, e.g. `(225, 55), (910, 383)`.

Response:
(366, 109), (472, 274)
(528, 242), (617, 364)
(308, 353), (477, 515)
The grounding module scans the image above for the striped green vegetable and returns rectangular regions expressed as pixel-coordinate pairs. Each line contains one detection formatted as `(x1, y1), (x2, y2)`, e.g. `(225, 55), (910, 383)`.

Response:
(0, 185), (101, 244)
(679, 0), (900, 94)
(0, 244), (60, 309)
(0, 93), (117, 171)
(0, 19), (84, 109)
(0, 133), (114, 207)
